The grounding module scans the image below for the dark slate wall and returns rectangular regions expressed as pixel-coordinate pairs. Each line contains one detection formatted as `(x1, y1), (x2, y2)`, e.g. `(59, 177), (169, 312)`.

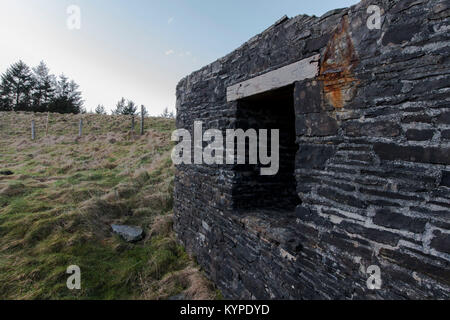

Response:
(174, 0), (450, 299)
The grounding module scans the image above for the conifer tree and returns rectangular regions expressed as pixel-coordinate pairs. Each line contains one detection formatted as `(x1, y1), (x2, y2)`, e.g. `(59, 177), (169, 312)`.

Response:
(95, 104), (106, 114)
(32, 61), (56, 112)
(0, 61), (34, 111)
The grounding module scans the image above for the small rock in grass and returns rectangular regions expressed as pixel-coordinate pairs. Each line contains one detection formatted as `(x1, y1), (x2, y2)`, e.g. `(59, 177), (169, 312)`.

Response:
(111, 224), (144, 243)
(168, 293), (185, 300)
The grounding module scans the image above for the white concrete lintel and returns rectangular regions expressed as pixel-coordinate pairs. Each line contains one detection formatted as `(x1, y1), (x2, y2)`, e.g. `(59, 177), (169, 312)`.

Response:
(226, 54), (320, 102)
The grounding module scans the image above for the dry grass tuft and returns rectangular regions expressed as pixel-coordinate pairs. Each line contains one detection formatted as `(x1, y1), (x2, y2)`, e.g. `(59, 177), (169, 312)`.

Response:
(141, 264), (216, 300)
(0, 183), (26, 197)
(149, 214), (173, 238)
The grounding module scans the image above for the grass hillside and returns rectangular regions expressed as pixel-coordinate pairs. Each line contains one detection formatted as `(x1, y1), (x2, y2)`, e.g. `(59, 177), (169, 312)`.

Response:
(0, 111), (215, 300)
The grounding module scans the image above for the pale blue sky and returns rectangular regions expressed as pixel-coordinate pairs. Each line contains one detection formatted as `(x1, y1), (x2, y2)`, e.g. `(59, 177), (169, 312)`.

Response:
(0, 0), (359, 115)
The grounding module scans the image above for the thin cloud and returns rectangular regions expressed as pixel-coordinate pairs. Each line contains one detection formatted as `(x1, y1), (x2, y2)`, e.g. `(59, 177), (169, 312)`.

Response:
(165, 49), (174, 55)
(179, 51), (192, 58)
(168, 17), (174, 24)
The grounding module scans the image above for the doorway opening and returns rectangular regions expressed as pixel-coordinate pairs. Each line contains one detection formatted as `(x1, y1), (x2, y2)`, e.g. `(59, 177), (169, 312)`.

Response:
(232, 85), (299, 211)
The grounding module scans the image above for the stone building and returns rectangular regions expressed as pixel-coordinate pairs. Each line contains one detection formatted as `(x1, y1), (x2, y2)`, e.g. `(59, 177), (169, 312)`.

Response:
(174, 0), (450, 299)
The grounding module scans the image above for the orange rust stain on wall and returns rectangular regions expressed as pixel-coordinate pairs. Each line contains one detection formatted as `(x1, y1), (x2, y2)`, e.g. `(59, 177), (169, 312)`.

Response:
(318, 15), (359, 109)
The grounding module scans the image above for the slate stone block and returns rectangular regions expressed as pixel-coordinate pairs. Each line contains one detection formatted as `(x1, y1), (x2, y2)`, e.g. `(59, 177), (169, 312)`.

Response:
(437, 112), (450, 125)
(305, 34), (331, 53)
(374, 143), (450, 165)
(297, 113), (339, 136)
(340, 222), (401, 246)
(296, 144), (336, 169)
(406, 129), (434, 141)
(294, 81), (329, 114)
(344, 121), (401, 137)
(373, 209), (427, 234)
(382, 24), (422, 45)
(317, 187), (367, 209)
(441, 130), (450, 140)
(441, 171), (450, 188)
(111, 225), (144, 243)
(431, 231), (450, 255)
(402, 114), (432, 124)
(380, 248), (450, 286)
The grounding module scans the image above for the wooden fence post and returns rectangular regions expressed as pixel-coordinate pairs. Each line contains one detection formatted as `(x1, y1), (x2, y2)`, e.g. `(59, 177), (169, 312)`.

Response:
(131, 115), (135, 133)
(45, 112), (50, 136)
(31, 120), (35, 140)
(140, 105), (145, 135)
(79, 119), (83, 137)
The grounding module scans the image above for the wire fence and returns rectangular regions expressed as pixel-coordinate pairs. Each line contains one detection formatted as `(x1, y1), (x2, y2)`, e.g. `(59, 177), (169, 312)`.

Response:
(0, 108), (174, 141)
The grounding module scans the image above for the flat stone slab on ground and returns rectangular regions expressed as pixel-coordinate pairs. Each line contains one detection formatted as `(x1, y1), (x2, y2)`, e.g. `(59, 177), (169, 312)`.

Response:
(111, 224), (144, 242)
(168, 293), (186, 300)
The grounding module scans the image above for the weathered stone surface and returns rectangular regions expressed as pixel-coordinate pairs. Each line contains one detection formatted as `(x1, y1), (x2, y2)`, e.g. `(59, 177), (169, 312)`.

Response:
(111, 225), (144, 243)
(318, 15), (359, 110)
(174, 0), (450, 300)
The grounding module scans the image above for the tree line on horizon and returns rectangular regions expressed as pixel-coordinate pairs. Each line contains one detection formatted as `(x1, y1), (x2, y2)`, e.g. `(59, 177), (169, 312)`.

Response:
(96, 99), (175, 118)
(0, 60), (175, 118)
